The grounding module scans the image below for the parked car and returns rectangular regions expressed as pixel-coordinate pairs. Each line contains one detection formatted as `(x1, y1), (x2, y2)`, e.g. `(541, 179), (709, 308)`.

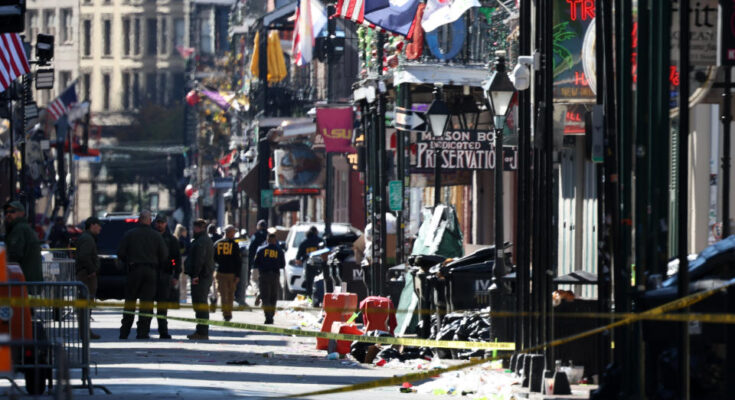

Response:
(281, 222), (361, 299)
(86, 214), (140, 300)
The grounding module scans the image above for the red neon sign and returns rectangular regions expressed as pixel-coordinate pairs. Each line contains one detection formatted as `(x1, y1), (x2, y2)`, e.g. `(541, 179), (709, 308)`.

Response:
(566, 0), (595, 21)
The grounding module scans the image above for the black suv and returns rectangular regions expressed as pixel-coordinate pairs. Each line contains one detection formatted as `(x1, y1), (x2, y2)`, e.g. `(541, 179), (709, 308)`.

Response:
(92, 214), (140, 300)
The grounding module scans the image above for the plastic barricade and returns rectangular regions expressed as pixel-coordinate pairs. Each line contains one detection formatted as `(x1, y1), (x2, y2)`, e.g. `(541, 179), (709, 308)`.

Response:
(359, 296), (397, 335)
(317, 292), (358, 350)
(330, 323), (363, 354)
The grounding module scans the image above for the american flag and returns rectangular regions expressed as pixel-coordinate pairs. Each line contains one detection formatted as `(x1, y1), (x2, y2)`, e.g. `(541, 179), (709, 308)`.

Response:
(47, 83), (78, 121)
(292, 0), (327, 66)
(0, 33), (31, 93)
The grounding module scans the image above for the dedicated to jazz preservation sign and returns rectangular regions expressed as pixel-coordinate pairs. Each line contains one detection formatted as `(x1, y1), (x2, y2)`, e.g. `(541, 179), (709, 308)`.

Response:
(410, 130), (518, 172)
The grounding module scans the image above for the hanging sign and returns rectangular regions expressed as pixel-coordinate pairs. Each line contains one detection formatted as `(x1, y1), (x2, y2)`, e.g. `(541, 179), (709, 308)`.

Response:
(719, 0), (735, 66)
(552, 0), (596, 103)
(316, 107), (356, 154)
(410, 130), (518, 172)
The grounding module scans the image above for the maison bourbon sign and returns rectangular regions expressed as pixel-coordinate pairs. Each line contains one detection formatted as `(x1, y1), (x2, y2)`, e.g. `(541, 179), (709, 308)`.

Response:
(411, 130), (518, 172)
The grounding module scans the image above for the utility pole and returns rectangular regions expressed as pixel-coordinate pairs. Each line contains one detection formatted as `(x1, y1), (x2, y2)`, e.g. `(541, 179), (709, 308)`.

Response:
(324, 3), (336, 237)
(722, 67), (732, 239)
(677, 0), (691, 398)
(257, 24), (270, 223)
(516, 0), (530, 351)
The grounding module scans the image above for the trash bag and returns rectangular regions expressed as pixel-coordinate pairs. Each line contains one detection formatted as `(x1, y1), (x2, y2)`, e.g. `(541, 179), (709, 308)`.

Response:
(376, 347), (401, 363)
(350, 330), (392, 363)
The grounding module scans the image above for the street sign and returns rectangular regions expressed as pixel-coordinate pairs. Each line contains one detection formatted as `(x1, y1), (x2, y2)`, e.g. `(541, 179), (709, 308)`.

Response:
(260, 189), (273, 208)
(388, 180), (402, 211)
(213, 177), (234, 189)
(394, 107), (427, 131)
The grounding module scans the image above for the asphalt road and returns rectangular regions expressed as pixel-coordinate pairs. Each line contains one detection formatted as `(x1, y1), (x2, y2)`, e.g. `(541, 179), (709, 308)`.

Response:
(2, 298), (440, 400)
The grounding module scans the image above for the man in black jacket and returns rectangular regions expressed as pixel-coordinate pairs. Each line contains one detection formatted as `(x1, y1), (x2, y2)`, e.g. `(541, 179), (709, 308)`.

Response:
(75, 216), (102, 339)
(247, 220), (268, 306)
(297, 226), (322, 299)
(253, 230), (285, 324)
(153, 214), (181, 339)
(186, 219), (214, 340)
(117, 210), (168, 339)
(214, 225), (241, 321)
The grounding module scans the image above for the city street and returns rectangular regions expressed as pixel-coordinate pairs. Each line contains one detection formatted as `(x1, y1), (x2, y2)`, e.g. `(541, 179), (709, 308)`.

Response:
(41, 300), (439, 400)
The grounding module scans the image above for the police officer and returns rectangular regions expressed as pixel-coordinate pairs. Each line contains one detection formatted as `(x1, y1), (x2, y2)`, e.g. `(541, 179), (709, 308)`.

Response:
(297, 226), (321, 298)
(75, 216), (102, 340)
(153, 214), (181, 339)
(186, 219), (215, 340)
(214, 225), (241, 321)
(117, 210), (168, 340)
(247, 220), (268, 306)
(253, 229), (285, 324)
(3, 201), (43, 282)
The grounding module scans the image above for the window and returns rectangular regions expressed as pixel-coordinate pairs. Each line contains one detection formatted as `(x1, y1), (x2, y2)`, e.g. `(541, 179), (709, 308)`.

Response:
(44, 11), (56, 37)
(199, 17), (213, 55)
(103, 74), (110, 110)
(174, 18), (185, 47)
(133, 73), (140, 108)
(103, 19), (111, 56)
(146, 18), (157, 56)
(158, 73), (166, 104)
(122, 72), (130, 109)
(59, 71), (72, 90)
(60, 9), (72, 44)
(134, 19), (141, 55)
(146, 73), (155, 101)
(83, 20), (91, 57)
(27, 11), (39, 39)
(160, 18), (167, 55)
(82, 73), (91, 101)
(122, 18), (131, 56)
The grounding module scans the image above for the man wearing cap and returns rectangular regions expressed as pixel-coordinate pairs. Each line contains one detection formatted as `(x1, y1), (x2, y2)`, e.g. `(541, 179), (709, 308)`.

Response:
(213, 225), (242, 321)
(185, 219), (215, 340)
(75, 216), (102, 339)
(153, 214), (181, 339)
(252, 229), (285, 324)
(117, 210), (168, 340)
(3, 201), (43, 282)
(247, 220), (268, 306)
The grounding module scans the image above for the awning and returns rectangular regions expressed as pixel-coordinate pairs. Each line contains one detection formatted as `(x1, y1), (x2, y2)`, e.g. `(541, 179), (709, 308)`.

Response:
(238, 164), (260, 204)
(393, 63), (490, 87)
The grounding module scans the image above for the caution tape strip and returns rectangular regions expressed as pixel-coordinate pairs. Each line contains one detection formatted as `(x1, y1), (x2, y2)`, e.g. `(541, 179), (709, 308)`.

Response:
(273, 279), (735, 398)
(122, 310), (516, 350)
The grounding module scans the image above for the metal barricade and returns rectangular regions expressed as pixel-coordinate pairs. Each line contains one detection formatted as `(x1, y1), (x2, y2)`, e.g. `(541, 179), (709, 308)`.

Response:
(0, 339), (71, 399)
(0, 282), (109, 395)
(42, 259), (76, 283)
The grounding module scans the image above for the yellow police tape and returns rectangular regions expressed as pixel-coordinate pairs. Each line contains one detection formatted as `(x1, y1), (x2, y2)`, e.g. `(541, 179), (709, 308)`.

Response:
(272, 279), (735, 399)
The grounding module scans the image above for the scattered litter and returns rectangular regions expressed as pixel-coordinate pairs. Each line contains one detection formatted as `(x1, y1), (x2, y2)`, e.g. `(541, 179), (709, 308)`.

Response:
(326, 352), (340, 360)
(262, 352), (275, 358)
(399, 382), (415, 393)
(226, 360), (256, 365)
(412, 366), (519, 399)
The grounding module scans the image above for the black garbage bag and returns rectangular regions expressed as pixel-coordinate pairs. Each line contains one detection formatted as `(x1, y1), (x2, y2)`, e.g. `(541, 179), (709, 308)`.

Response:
(376, 347), (401, 362)
(399, 346), (426, 361)
(350, 330), (393, 363)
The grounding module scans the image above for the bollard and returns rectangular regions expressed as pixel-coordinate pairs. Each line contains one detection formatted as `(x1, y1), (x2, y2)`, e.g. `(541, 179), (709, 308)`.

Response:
(528, 354), (545, 392)
(509, 353), (518, 372)
(522, 353), (534, 387)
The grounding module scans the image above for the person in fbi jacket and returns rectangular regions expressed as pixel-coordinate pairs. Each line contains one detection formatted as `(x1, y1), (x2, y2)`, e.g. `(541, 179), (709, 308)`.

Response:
(252, 229), (285, 324)
(213, 225), (241, 321)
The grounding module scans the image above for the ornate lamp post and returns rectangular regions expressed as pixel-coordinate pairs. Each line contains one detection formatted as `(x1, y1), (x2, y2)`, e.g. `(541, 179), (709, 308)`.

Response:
(426, 85), (450, 208)
(483, 56), (516, 286)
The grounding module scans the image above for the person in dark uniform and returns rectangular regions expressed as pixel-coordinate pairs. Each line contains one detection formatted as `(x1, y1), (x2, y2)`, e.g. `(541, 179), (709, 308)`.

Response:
(75, 216), (102, 340)
(117, 210), (168, 340)
(297, 226), (321, 298)
(186, 219), (215, 340)
(214, 225), (241, 321)
(3, 201), (43, 282)
(253, 229), (285, 324)
(153, 214), (181, 339)
(48, 216), (70, 248)
(247, 220), (268, 306)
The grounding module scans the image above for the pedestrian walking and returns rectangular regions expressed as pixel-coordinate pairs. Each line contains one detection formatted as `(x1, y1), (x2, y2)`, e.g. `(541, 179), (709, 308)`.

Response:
(75, 216), (102, 340)
(248, 220), (268, 306)
(252, 229), (285, 324)
(153, 215), (181, 339)
(297, 226), (322, 299)
(214, 225), (241, 321)
(185, 219), (215, 340)
(174, 224), (190, 302)
(3, 201), (43, 282)
(117, 210), (168, 340)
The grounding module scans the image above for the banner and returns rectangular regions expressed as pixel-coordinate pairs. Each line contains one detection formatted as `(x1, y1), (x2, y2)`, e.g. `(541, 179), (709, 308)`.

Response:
(410, 130), (518, 172)
(316, 107), (356, 153)
(274, 144), (325, 189)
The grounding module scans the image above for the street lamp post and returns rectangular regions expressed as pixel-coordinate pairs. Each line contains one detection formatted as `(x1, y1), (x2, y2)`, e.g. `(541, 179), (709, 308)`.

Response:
(483, 56), (516, 288)
(426, 85), (450, 208)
